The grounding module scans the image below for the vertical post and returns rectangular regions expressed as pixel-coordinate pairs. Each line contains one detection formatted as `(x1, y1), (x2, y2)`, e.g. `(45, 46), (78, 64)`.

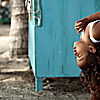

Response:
(35, 77), (43, 92)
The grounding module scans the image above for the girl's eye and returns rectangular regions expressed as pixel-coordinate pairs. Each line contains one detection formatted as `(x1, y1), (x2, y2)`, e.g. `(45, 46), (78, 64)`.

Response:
(78, 55), (82, 58)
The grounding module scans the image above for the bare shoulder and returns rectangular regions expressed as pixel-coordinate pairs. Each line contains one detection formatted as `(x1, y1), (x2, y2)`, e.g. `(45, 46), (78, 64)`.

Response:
(92, 21), (100, 40)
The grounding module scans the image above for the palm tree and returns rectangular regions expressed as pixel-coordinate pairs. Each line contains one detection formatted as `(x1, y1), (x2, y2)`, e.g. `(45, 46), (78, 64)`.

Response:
(9, 0), (28, 58)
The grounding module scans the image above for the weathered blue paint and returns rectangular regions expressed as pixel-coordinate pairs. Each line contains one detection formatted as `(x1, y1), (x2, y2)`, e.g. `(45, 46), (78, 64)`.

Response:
(35, 77), (43, 92)
(28, 0), (100, 91)
(28, 20), (36, 75)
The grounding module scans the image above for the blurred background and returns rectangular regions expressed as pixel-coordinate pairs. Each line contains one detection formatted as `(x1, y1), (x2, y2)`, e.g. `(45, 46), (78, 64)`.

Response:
(0, 0), (11, 24)
(0, 0), (28, 58)
(0, 0), (10, 56)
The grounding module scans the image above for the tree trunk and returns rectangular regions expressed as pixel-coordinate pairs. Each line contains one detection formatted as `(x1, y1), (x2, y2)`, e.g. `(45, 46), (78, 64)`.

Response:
(9, 0), (28, 58)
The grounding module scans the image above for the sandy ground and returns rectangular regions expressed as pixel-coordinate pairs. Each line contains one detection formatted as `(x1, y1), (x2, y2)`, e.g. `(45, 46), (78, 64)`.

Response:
(0, 24), (90, 100)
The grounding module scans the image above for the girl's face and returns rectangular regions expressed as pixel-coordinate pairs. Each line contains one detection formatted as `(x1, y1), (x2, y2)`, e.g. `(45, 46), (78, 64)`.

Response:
(73, 41), (90, 69)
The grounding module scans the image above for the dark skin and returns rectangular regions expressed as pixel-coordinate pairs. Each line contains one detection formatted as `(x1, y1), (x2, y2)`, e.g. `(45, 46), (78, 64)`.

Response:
(73, 21), (100, 76)
(74, 11), (100, 100)
(74, 19), (100, 46)
(75, 11), (100, 34)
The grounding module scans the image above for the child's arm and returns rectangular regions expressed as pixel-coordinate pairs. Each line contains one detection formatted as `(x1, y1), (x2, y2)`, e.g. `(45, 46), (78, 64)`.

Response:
(75, 11), (100, 34)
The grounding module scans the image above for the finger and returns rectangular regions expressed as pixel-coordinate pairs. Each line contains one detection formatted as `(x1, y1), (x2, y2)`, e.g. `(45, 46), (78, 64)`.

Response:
(75, 22), (82, 27)
(75, 27), (83, 33)
(78, 31), (80, 34)
(75, 26), (80, 29)
(75, 27), (82, 31)
(78, 28), (83, 32)
(75, 25), (83, 30)
(75, 28), (81, 34)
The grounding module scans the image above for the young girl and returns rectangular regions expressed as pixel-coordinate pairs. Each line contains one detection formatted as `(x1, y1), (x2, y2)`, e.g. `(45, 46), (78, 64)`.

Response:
(73, 11), (100, 100)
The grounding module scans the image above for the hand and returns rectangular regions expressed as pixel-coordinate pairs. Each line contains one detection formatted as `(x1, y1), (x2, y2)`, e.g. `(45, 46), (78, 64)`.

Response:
(74, 18), (89, 34)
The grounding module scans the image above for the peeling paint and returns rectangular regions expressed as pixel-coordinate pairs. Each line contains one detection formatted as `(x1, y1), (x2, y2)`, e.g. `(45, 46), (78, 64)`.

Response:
(63, 29), (66, 36)
(61, 65), (64, 74)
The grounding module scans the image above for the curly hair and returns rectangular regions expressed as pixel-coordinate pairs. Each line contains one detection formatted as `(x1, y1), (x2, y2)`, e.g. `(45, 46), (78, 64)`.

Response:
(80, 43), (100, 99)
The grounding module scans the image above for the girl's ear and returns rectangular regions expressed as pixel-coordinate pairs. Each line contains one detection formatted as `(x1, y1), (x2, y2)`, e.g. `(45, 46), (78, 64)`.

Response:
(89, 45), (96, 53)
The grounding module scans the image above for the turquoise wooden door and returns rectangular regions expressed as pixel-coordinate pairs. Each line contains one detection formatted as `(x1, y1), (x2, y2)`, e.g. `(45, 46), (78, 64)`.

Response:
(28, 0), (100, 91)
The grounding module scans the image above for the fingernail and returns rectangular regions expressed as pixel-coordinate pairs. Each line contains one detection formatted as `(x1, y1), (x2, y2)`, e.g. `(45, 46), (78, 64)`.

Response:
(78, 32), (80, 34)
